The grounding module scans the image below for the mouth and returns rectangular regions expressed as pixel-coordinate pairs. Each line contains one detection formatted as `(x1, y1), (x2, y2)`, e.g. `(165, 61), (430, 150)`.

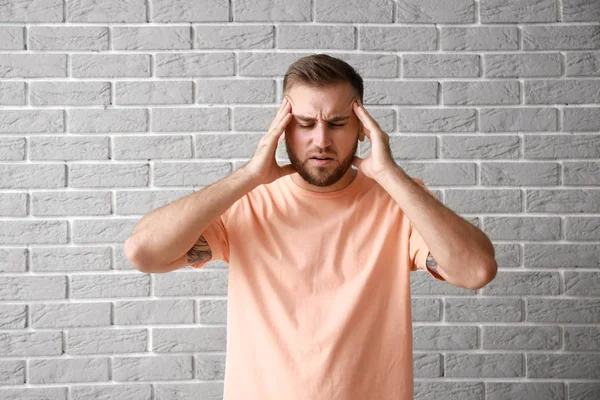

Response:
(310, 156), (335, 165)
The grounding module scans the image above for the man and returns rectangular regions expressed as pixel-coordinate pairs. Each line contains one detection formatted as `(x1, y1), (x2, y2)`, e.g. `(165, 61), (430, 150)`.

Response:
(125, 54), (497, 399)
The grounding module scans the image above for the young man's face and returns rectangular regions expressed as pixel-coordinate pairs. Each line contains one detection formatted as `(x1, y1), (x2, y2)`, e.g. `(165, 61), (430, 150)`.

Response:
(284, 82), (363, 187)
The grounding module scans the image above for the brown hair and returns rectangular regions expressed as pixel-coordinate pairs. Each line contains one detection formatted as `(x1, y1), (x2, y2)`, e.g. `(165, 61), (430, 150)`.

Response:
(283, 54), (364, 102)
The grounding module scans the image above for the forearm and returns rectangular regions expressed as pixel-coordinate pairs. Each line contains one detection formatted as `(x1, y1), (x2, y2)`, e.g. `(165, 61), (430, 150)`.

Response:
(376, 166), (496, 289)
(124, 165), (258, 270)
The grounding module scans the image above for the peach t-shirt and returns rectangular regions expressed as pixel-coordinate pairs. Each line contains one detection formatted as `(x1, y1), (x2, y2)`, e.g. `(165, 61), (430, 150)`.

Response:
(192, 168), (445, 399)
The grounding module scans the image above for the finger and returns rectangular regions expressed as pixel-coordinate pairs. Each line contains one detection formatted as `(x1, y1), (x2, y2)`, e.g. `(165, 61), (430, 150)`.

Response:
(266, 112), (292, 152)
(268, 98), (291, 132)
(353, 101), (380, 133)
(278, 163), (297, 178)
(352, 155), (363, 168)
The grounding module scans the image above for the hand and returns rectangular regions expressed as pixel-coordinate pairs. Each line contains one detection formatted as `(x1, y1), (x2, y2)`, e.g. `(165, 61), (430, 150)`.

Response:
(351, 100), (397, 181)
(244, 97), (297, 186)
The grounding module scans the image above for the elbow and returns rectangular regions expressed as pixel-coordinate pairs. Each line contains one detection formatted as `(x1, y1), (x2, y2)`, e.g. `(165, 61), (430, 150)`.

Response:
(124, 235), (154, 274)
(472, 258), (498, 290)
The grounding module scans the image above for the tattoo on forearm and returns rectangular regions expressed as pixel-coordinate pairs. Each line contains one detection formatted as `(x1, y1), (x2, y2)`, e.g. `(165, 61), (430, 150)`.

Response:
(187, 235), (212, 264)
(426, 252), (438, 271)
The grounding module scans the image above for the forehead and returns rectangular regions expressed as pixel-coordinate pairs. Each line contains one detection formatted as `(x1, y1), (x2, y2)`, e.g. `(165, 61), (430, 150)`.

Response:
(285, 82), (357, 117)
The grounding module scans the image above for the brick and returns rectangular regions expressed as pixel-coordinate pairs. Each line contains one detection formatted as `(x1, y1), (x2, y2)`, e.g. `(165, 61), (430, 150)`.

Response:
(154, 270), (228, 296)
(233, 106), (277, 131)
(445, 189), (521, 213)
(566, 52), (600, 76)
(152, 108), (228, 132)
(445, 353), (523, 377)
(156, 53), (234, 76)
(67, 0), (146, 22)
(113, 26), (192, 50)
(483, 217), (561, 240)
(403, 54), (480, 77)
(195, 354), (226, 379)
(0, 220), (67, 244)
(441, 136), (520, 159)
(70, 273), (150, 298)
(0, 0), (63, 22)
(524, 244), (600, 268)
(481, 162), (559, 186)
(564, 272), (600, 297)
(483, 326), (560, 350)
(360, 26), (436, 51)
(115, 81), (193, 105)
(198, 299), (227, 324)
(365, 136), (436, 160)
(364, 81), (438, 105)
(195, 79), (275, 103)
(154, 161), (231, 187)
(397, 0), (474, 23)
(564, 160), (600, 184)
(316, 0), (393, 22)
(0, 249), (27, 273)
(195, 25), (273, 49)
(29, 26), (108, 50)
(0, 360), (24, 384)
(524, 134), (600, 159)
(445, 297), (523, 322)
(0, 82), (26, 105)
(525, 79), (600, 104)
(485, 54), (561, 77)
(114, 300), (195, 325)
(0, 109), (63, 133)
(565, 217), (600, 241)
(0, 276), (66, 300)
(71, 385), (151, 399)
(116, 189), (193, 215)
(69, 164), (149, 188)
(527, 189), (600, 213)
(155, 383), (224, 399)
(492, 243), (521, 268)
(441, 27), (518, 51)
(31, 191), (111, 216)
(528, 299), (600, 324)
(30, 136), (109, 160)
(0, 26), (24, 50)
(336, 54), (399, 78)
(0, 54), (66, 77)
(278, 25), (354, 49)
(234, 0), (311, 22)
(153, 327), (226, 351)
(565, 326), (600, 352)
(480, 271), (560, 295)
(29, 358), (109, 383)
(486, 382), (564, 399)
(523, 25), (600, 50)
(443, 81), (519, 105)
(69, 109), (148, 133)
(397, 108), (476, 132)
(480, 0), (556, 22)
(480, 108), (558, 132)
(113, 355), (193, 381)
(67, 329), (147, 354)
(0, 138), (25, 160)
(400, 162), (476, 186)
(569, 383), (600, 399)
(563, 107), (600, 131)
(196, 134), (261, 158)
(31, 303), (111, 328)
(0, 193), (26, 217)
(413, 382), (482, 399)
(0, 332), (62, 357)
(563, 0), (600, 22)
(30, 81), (110, 106)
(0, 164), (65, 188)
(72, 54), (150, 78)
(152, 0), (228, 22)
(113, 135), (192, 160)
(31, 247), (112, 272)
(413, 326), (477, 350)
(73, 219), (138, 243)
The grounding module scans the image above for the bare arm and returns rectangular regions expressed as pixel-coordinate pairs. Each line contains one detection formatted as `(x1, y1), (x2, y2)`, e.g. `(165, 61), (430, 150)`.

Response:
(124, 97), (295, 273)
(124, 166), (258, 273)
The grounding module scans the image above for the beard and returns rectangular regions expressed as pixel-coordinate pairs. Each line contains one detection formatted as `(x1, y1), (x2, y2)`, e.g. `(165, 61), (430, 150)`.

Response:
(285, 138), (359, 187)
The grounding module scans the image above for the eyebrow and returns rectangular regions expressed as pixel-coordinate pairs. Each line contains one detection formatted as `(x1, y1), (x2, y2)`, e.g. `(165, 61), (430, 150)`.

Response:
(295, 115), (350, 123)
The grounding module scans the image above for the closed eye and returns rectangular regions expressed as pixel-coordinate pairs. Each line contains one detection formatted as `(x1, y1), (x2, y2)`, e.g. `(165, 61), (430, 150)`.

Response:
(299, 123), (345, 128)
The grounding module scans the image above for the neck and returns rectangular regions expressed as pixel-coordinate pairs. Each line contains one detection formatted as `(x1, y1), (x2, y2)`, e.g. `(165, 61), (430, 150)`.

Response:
(291, 167), (358, 193)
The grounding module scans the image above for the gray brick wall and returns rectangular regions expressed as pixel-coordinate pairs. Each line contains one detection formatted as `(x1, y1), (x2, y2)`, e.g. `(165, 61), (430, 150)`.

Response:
(0, 0), (598, 398)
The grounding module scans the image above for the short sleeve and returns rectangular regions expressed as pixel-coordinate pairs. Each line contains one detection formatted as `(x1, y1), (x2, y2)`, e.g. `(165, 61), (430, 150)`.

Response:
(408, 178), (446, 282)
(190, 211), (232, 269)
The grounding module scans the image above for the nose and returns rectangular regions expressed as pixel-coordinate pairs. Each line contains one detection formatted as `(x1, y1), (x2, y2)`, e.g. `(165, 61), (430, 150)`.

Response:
(312, 121), (332, 148)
